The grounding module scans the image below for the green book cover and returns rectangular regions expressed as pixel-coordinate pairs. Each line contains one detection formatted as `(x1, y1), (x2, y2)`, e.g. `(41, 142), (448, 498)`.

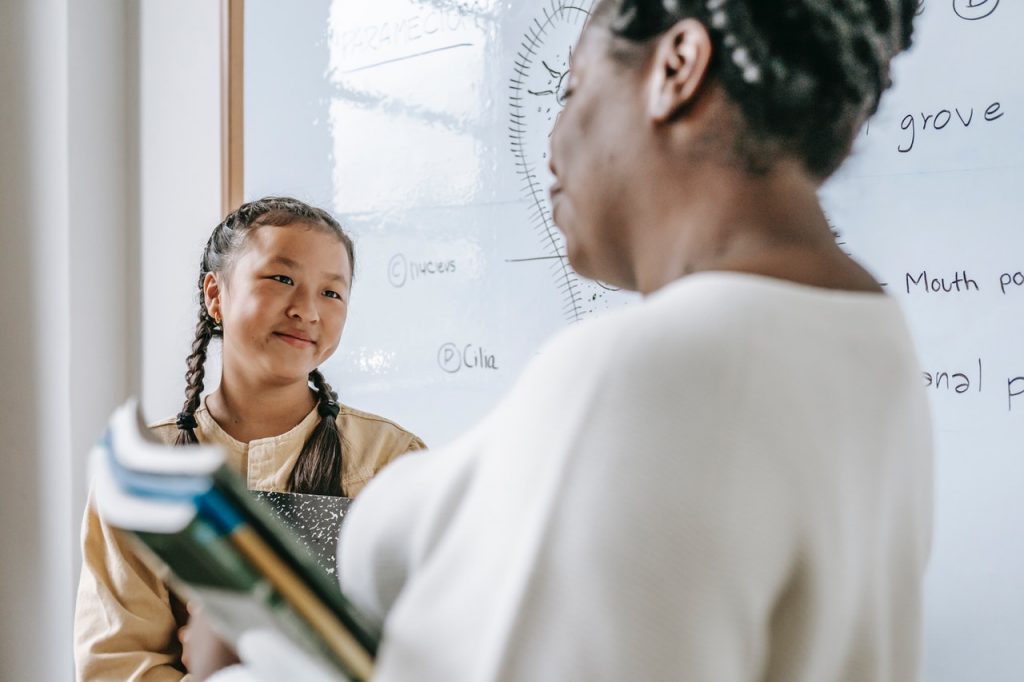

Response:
(90, 399), (378, 680)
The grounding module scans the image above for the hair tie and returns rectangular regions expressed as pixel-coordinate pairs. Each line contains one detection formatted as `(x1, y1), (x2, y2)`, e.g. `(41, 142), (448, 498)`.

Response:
(176, 412), (198, 431)
(318, 399), (340, 420)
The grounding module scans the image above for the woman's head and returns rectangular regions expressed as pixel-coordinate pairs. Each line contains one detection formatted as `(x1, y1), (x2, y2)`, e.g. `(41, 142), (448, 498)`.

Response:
(591, 0), (918, 178)
(175, 196), (355, 496)
(548, 0), (917, 288)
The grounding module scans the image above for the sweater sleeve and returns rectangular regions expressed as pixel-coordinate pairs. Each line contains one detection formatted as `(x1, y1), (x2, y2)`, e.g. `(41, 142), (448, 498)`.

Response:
(338, 433), (479, 627)
(74, 495), (191, 682)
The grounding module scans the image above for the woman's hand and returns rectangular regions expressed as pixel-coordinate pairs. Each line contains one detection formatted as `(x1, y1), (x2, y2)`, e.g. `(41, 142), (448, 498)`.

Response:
(178, 604), (241, 680)
(201, 629), (342, 682)
(232, 629), (340, 681)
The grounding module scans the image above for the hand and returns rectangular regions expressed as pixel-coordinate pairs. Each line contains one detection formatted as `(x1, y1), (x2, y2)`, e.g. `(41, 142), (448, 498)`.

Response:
(233, 629), (340, 682)
(178, 603), (241, 680)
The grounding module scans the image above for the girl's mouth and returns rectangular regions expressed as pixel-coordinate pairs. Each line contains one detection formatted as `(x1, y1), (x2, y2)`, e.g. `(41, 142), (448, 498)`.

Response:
(274, 332), (315, 348)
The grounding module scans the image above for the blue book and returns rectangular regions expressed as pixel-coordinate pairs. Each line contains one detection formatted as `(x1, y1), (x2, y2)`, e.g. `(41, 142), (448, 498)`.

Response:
(90, 399), (376, 681)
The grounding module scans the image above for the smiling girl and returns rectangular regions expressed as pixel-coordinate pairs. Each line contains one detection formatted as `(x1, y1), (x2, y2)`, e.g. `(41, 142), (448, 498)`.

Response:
(74, 197), (425, 680)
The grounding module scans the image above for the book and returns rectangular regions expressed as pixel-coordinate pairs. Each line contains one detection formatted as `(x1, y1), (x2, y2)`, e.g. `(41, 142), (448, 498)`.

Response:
(252, 491), (351, 580)
(89, 399), (376, 681)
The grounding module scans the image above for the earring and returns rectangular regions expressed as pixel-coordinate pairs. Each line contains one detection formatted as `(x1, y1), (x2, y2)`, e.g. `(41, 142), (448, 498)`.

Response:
(211, 312), (222, 325)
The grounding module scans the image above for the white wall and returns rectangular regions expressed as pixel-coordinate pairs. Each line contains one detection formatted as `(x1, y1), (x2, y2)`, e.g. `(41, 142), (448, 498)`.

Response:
(0, 0), (73, 679)
(138, 0), (223, 423)
(67, 0), (137, 604)
(0, 1), (222, 678)
(0, 0), (139, 678)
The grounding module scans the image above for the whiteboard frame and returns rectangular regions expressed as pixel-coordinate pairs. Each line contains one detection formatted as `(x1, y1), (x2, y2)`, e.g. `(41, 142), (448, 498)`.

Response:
(220, 0), (244, 217)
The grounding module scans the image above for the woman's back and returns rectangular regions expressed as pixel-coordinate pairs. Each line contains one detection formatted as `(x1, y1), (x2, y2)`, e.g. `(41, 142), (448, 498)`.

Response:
(340, 272), (932, 681)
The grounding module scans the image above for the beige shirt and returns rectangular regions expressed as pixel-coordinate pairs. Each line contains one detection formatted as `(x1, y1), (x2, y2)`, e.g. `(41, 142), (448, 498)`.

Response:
(74, 400), (425, 682)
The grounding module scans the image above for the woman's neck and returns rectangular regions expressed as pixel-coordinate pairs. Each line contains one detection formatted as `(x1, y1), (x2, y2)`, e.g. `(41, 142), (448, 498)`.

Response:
(205, 376), (317, 443)
(631, 160), (876, 294)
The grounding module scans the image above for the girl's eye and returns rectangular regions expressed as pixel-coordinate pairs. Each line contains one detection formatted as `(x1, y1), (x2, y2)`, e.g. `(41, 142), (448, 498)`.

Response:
(269, 275), (294, 285)
(322, 289), (343, 301)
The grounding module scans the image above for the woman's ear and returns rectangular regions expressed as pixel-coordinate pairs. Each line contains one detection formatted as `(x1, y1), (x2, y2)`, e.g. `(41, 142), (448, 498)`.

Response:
(646, 18), (713, 123)
(203, 272), (222, 322)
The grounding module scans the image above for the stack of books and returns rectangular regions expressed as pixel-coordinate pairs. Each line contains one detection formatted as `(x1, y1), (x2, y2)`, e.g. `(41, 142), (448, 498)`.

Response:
(90, 399), (376, 681)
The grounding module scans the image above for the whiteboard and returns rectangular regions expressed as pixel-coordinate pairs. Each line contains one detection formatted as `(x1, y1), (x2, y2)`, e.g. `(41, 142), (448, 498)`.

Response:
(245, 1), (1023, 679)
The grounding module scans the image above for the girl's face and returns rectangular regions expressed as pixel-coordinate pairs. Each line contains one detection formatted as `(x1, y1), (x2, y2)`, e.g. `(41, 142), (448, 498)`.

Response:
(205, 223), (352, 388)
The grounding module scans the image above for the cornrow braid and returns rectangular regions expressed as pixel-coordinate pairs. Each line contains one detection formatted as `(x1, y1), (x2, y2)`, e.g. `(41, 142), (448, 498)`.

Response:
(597, 0), (919, 177)
(287, 369), (345, 496)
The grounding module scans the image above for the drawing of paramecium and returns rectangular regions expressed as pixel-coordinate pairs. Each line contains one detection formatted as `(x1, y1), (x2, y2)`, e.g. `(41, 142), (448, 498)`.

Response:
(509, 0), (627, 323)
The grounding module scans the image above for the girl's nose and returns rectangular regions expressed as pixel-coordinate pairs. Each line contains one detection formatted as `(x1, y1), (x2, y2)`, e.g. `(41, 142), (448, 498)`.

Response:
(287, 288), (319, 322)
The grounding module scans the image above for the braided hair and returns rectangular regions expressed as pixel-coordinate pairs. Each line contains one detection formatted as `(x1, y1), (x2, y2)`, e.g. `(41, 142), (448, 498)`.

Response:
(175, 196), (355, 496)
(594, 0), (919, 178)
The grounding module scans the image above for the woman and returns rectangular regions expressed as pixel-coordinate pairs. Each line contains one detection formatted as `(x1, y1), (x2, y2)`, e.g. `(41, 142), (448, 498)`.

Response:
(211, 1), (933, 679)
(74, 197), (425, 680)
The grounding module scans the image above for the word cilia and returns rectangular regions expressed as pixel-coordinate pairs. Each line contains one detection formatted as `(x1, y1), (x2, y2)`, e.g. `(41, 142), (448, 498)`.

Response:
(437, 343), (499, 374)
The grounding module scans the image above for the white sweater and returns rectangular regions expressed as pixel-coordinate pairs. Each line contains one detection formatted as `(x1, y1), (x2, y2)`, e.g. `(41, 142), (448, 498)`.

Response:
(339, 272), (934, 681)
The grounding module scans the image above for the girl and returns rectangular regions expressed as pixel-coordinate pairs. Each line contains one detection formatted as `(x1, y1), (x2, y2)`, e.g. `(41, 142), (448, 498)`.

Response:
(210, 0), (934, 679)
(74, 197), (425, 680)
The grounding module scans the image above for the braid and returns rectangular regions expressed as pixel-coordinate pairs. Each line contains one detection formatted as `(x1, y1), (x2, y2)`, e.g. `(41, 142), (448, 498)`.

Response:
(599, 0), (919, 177)
(174, 309), (216, 446)
(287, 369), (345, 496)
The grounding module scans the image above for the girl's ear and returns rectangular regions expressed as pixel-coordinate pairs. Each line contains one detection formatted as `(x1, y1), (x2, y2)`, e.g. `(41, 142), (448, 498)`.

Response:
(203, 273), (222, 321)
(646, 18), (714, 123)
